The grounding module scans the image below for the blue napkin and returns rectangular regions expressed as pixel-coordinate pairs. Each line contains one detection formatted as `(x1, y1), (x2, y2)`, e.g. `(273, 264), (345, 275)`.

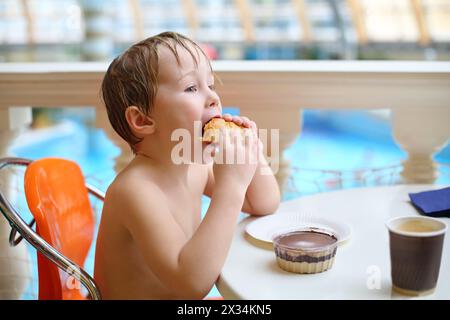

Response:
(409, 187), (450, 218)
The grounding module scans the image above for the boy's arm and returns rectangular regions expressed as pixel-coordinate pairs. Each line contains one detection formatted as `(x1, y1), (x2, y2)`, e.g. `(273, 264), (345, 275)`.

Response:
(244, 151), (280, 215)
(204, 115), (280, 216)
(115, 180), (245, 299)
(204, 151), (280, 216)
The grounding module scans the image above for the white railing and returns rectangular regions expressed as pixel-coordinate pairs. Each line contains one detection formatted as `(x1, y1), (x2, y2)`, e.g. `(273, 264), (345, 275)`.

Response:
(1, 61), (450, 188)
(0, 60), (450, 299)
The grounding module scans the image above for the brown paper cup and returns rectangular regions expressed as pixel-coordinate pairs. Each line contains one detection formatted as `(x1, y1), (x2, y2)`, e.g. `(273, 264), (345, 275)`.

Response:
(386, 216), (447, 296)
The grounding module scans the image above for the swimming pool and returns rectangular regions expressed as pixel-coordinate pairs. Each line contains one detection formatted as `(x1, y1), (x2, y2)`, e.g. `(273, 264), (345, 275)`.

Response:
(8, 108), (450, 299)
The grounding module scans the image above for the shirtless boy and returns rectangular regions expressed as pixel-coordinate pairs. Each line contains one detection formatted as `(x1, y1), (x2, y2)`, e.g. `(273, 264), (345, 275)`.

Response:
(94, 32), (280, 299)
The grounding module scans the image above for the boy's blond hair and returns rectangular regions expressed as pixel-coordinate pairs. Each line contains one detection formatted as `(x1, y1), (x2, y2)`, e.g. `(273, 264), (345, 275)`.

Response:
(101, 31), (210, 152)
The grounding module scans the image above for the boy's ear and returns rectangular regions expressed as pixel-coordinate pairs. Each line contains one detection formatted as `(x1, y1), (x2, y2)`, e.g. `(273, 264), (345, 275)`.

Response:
(125, 106), (156, 136)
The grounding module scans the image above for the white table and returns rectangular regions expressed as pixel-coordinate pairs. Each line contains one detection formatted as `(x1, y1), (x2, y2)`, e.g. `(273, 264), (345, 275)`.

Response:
(217, 185), (450, 299)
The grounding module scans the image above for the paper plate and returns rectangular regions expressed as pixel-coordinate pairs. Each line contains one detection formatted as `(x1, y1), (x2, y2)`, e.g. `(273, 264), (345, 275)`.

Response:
(245, 211), (351, 245)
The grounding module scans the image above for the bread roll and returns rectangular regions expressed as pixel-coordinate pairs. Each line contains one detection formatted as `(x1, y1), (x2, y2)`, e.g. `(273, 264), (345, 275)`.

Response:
(202, 118), (246, 143)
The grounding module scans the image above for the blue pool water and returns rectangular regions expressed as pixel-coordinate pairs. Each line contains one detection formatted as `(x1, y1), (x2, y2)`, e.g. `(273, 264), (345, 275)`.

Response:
(9, 109), (450, 299)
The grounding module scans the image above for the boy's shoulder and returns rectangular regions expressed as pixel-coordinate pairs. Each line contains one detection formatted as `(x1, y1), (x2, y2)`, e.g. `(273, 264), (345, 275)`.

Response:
(103, 166), (173, 235)
(106, 163), (167, 207)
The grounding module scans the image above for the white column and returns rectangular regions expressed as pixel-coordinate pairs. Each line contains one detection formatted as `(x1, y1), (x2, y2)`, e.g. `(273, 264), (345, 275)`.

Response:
(95, 106), (134, 174)
(392, 107), (450, 184)
(0, 107), (33, 299)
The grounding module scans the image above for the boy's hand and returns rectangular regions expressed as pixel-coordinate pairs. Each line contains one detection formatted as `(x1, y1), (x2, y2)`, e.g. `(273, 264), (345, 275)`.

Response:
(222, 113), (253, 131)
(222, 114), (263, 152)
(212, 117), (259, 193)
(222, 114), (264, 159)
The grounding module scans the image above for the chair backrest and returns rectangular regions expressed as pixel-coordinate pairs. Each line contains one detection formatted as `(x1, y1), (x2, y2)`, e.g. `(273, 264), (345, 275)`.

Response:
(24, 158), (94, 300)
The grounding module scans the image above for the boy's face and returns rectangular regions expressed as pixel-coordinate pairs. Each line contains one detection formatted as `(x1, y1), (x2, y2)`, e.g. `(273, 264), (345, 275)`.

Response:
(152, 44), (221, 146)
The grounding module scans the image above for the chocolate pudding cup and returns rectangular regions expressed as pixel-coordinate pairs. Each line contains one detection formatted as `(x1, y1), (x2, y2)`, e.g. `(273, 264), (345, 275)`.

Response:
(273, 228), (338, 274)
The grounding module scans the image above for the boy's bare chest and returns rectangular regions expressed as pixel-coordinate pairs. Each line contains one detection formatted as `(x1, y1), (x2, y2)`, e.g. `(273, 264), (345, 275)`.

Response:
(168, 189), (202, 238)
(165, 165), (208, 238)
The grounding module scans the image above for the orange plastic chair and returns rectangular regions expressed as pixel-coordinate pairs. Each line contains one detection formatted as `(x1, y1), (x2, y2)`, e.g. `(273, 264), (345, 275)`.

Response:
(25, 158), (95, 300)
(0, 157), (103, 300)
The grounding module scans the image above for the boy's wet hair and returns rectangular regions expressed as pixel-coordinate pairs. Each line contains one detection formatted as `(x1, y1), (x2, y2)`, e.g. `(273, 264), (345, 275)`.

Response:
(101, 31), (211, 153)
